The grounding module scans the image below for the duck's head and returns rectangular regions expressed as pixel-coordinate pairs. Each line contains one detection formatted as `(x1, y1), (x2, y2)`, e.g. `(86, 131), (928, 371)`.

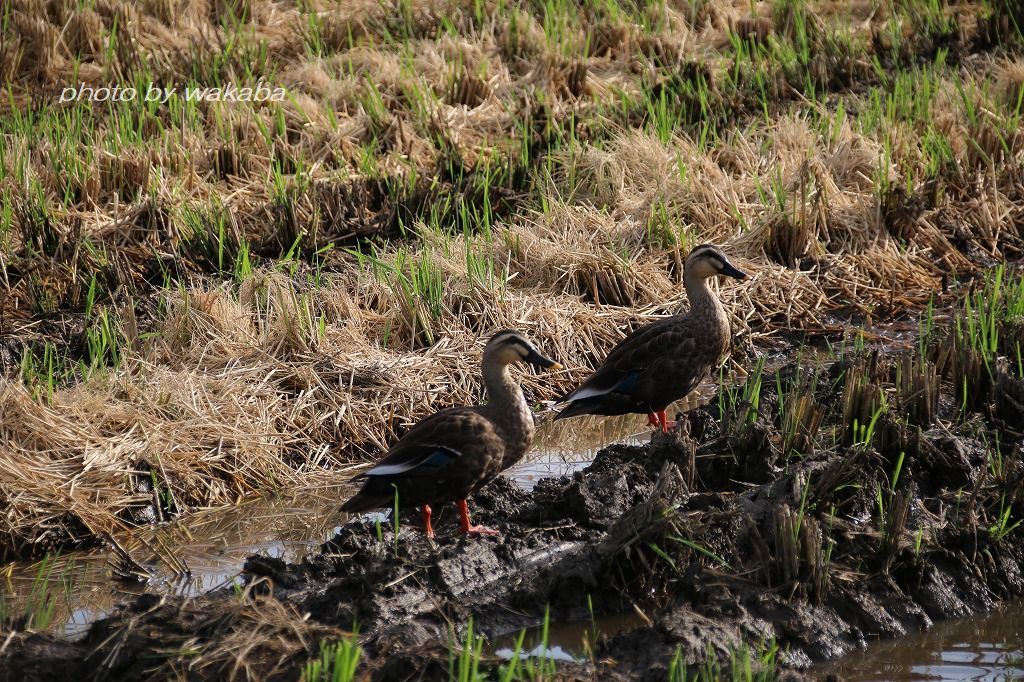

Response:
(484, 330), (561, 369)
(684, 244), (747, 281)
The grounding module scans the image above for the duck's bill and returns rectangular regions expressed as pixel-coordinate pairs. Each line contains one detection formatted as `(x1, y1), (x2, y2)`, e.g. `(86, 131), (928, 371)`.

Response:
(526, 349), (561, 370)
(721, 262), (747, 279)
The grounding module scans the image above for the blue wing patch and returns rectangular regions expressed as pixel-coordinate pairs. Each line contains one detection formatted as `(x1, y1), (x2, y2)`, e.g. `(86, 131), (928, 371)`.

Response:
(612, 371), (641, 395)
(365, 446), (461, 477)
(420, 447), (459, 468)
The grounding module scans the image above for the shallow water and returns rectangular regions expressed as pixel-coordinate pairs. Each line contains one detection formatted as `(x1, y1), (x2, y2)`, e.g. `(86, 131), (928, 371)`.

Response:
(490, 611), (647, 663)
(484, 603), (1023, 680)
(486, 602), (1023, 680)
(510, 413), (657, 489)
(0, 480), (358, 637)
(816, 602), (1024, 681)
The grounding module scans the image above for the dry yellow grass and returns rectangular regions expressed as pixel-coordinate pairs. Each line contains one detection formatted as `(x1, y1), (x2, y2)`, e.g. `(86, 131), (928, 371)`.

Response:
(1, 0), (1022, 555)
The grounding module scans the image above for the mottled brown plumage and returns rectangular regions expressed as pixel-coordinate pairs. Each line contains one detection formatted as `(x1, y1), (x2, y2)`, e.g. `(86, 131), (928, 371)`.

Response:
(341, 330), (559, 536)
(555, 245), (746, 431)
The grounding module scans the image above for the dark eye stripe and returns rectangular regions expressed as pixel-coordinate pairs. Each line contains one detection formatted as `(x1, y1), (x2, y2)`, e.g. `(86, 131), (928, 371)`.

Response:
(493, 334), (529, 351)
(699, 248), (725, 261)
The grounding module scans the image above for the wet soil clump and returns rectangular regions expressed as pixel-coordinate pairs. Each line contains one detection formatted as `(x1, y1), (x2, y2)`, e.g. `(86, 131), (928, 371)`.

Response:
(2, 359), (1023, 681)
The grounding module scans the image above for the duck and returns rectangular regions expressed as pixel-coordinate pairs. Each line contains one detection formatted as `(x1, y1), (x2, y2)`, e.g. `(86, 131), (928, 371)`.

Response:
(341, 330), (560, 537)
(554, 244), (746, 432)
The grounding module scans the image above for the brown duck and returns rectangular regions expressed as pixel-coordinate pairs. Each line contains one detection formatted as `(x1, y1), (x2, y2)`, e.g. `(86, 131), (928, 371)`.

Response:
(341, 330), (560, 536)
(555, 244), (746, 431)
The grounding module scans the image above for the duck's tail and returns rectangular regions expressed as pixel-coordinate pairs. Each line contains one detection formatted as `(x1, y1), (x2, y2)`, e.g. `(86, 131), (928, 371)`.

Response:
(552, 398), (600, 421)
(340, 494), (375, 514)
(340, 483), (391, 514)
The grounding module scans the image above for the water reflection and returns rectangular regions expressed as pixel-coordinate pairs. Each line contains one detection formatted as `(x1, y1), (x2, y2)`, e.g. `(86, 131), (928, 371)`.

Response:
(490, 611), (646, 663)
(817, 601), (1024, 681)
(0, 477), (359, 637)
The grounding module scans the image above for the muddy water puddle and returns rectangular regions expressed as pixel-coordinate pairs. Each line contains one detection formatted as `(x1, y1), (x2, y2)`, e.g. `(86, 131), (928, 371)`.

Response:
(485, 601), (1023, 678)
(489, 611), (647, 664)
(485, 610), (1024, 679)
(485, 598), (1023, 678)
(817, 601), (1024, 681)
(510, 413), (652, 489)
(1, 479), (359, 637)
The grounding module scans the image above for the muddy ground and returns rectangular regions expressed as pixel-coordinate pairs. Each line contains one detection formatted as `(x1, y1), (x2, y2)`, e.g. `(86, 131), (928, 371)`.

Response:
(2, 355), (1022, 681)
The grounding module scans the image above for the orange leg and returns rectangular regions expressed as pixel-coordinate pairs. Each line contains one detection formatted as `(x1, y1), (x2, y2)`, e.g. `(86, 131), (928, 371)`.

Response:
(646, 412), (659, 427)
(656, 410), (677, 433)
(457, 499), (499, 536)
(422, 504), (435, 538)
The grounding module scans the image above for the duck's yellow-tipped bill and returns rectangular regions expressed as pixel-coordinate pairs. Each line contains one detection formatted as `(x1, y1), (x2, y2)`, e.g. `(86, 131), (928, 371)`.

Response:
(525, 348), (560, 370)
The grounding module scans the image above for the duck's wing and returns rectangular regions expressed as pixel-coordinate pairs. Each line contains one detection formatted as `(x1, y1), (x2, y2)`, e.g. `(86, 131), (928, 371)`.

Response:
(362, 408), (497, 475)
(557, 318), (697, 407)
(340, 408), (502, 512)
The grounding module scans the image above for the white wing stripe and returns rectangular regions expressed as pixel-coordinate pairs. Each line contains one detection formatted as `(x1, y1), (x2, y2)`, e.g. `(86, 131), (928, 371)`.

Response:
(365, 444), (463, 476)
(563, 384), (613, 402)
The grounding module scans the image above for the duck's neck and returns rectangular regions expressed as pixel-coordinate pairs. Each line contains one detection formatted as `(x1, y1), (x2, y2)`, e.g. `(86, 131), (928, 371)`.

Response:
(481, 360), (534, 446)
(683, 273), (727, 326)
(482, 361), (528, 418)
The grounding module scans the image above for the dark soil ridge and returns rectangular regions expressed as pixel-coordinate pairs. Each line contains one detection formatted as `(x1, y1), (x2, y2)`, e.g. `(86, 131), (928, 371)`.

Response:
(3, 366), (1022, 682)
